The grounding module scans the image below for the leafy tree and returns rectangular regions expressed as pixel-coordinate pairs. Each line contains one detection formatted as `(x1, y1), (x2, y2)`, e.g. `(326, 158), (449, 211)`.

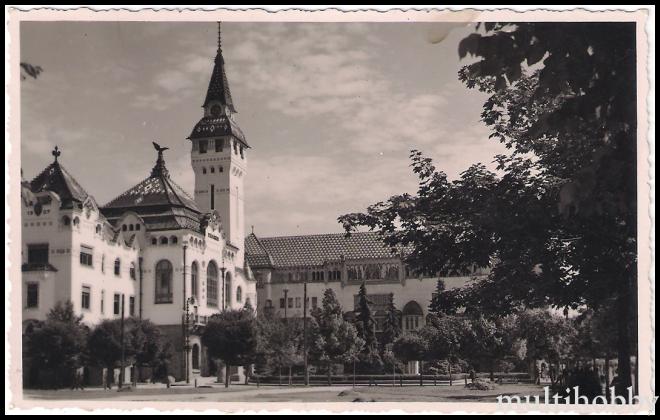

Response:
(380, 293), (402, 349)
(422, 314), (472, 385)
(457, 21), (638, 396)
(354, 282), (382, 373)
(428, 279), (462, 316)
(392, 333), (428, 386)
(308, 289), (361, 385)
(128, 318), (172, 383)
(256, 313), (303, 385)
(25, 301), (88, 388)
(202, 307), (258, 388)
(88, 319), (137, 388)
(515, 309), (577, 385)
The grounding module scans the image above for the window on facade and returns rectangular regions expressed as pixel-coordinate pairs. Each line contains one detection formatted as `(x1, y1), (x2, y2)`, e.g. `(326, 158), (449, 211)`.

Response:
(279, 298), (286, 309)
(170, 236), (178, 245)
(151, 237), (157, 245)
(191, 262), (199, 301)
(295, 297), (301, 308)
(202, 167), (207, 174)
(219, 166), (224, 173)
(27, 243), (49, 265)
(129, 224), (134, 231)
(192, 344), (200, 370)
(155, 260), (173, 304)
(114, 258), (121, 276)
(129, 296), (135, 316)
(122, 224), (127, 231)
(62, 216), (71, 226)
(160, 236), (168, 245)
(207, 261), (218, 307)
(215, 139), (223, 152)
(114, 293), (121, 315)
(26, 283), (39, 308)
(96, 224), (102, 234)
(236, 286), (242, 303)
(311, 297), (318, 309)
(130, 262), (136, 280)
(80, 245), (93, 267)
(101, 290), (105, 314)
(210, 167), (215, 174)
(199, 140), (208, 154)
(101, 255), (105, 273)
(81, 286), (91, 310)
(265, 299), (273, 308)
(288, 297), (293, 309)
(225, 274), (232, 308)
(135, 224), (140, 231)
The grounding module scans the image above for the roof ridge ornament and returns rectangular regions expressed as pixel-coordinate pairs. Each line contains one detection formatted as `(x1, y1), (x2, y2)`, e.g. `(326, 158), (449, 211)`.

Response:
(151, 141), (170, 178)
(52, 145), (61, 162)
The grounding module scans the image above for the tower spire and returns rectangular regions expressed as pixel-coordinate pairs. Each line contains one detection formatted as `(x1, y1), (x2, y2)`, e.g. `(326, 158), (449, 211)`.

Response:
(203, 21), (236, 112)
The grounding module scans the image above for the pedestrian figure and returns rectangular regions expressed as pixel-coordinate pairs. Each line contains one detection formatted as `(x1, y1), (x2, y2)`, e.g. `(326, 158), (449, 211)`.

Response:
(535, 365), (541, 385)
(469, 368), (476, 384)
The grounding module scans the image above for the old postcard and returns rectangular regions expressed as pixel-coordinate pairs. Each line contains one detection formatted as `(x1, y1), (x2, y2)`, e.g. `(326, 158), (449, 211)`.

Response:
(5, 6), (655, 415)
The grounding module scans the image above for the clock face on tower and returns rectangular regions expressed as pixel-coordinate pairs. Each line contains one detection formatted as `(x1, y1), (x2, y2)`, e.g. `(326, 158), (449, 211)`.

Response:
(210, 105), (222, 118)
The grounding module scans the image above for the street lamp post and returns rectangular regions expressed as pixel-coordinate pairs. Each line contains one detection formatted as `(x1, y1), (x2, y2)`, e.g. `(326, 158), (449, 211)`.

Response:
(221, 262), (227, 312)
(184, 296), (195, 384)
(303, 281), (309, 386)
(283, 288), (289, 321)
(119, 294), (125, 390)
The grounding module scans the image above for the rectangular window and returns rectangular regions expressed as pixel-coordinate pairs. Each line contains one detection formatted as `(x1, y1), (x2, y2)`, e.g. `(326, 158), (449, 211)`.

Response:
(80, 245), (93, 267)
(295, 297), (301, 308)
(288, 297), (294, 309)
(101, 290), (105, 314)
(311, 297), (318, 309)
(114, 294), (121, 315)
(129, 296), (135, 316)
(27, 243), (49, 265)
(199, 140), (208, 154)
(81, 286), (91, 310)
(215, 138), (224, 152)
(210, 184), (215, 210)
(26, 283), (39, 308)
(279, 298), (286, 309)
(130, 264), (136, 280)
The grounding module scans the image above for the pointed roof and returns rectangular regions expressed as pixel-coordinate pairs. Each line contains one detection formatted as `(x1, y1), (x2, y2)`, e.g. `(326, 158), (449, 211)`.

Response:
(101, 145), (202, 232)
(203, 22), (236, 112)
(29, 146), (90, 209)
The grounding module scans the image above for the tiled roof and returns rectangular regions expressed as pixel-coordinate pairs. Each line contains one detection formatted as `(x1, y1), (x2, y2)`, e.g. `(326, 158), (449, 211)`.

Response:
(188, 115), (247, 146)
(30, 161), (90, 209)
(101, 153), (203, 232)
(203, 44), (236, 112)
(246, 232), (405, 269)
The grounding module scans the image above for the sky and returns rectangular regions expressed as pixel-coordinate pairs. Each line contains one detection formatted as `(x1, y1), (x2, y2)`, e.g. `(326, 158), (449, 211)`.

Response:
(20, 21), (508, 237)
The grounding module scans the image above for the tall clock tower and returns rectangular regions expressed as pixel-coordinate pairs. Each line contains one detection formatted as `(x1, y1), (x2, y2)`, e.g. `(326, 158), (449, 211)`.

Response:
(188, 22), (248, 263)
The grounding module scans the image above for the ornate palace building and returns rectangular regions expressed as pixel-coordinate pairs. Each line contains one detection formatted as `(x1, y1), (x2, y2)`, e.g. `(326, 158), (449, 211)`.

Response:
(21, 24), (255, 384)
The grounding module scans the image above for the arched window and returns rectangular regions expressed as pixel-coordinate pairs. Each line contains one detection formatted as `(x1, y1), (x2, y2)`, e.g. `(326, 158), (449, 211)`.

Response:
(219, 166), (224, 173)
(202, 167), (207, 174)
(73, 217), (80, 226)
(402, 301), (424, 332)
(225, 272), (232, 308)
(135, 224), (141, 231)
(170, 236), (178, 245)
(192, 344), (200, 370)
(236, 286), (242, 303)
(62, 216), (70, 226)
(155, 260), (173, 304)
(95, 224), (102, 234)
(130, 262), (136, 280)
(210, 167), (215, 173)
(207, 261), (218, 307)
(122, 224), (127, 231)
(160, 236), (168, 245)
(151, 237), (157, 245)
(129, 224), (134, 231)
(114, 258), (121, 276)
(191, 261), (199, 301)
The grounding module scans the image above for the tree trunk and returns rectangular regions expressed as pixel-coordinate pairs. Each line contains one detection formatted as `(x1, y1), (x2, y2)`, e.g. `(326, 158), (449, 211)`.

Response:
(353, 359), (356, 389)
(327, 362), (332, 386)
(615, 282), (633, 401)
(279, 366), (282, 386)
(448, 362), (452, 387)
(605, 356), (611, 403)
(419, 361), (423, 386)
(288, 365), (292, 386)
(225, 364), (231, 388)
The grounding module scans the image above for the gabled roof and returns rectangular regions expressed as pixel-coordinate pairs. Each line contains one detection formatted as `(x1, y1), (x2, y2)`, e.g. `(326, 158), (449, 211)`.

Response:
(30, 160), (90, 209)
(245, 231), (405, 269)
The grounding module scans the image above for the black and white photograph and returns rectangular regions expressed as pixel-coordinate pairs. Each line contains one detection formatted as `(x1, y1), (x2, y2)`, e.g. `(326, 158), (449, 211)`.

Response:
(5, 6), (655, 415)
